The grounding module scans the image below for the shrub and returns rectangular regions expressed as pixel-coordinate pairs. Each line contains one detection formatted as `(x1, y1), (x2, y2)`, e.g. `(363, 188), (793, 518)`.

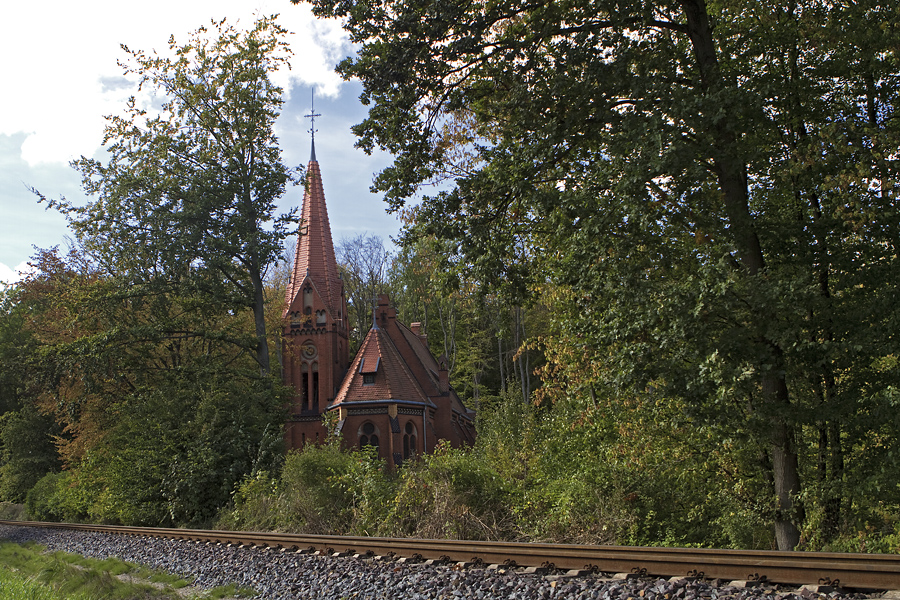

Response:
(387, 442), (514, 540)
(218, 443), (393, 535)
(0, 502), (24, 520)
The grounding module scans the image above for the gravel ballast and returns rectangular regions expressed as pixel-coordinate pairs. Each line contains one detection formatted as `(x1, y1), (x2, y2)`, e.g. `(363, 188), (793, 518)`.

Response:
(0, 525), (884, 600)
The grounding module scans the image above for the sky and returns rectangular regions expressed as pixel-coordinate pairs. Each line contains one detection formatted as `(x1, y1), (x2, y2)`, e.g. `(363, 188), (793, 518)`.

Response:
(0, 1), (401, 284)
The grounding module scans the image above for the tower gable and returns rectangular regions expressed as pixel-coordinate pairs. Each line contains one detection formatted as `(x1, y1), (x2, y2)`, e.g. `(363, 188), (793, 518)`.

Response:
(284, 276), (342, 335)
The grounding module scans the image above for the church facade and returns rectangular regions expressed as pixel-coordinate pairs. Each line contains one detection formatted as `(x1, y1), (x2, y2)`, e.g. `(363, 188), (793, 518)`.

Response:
(282, 143), (476, 466)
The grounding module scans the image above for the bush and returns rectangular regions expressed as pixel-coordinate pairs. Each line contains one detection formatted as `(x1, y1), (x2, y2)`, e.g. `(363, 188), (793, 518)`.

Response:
(0, 502), (24, 520)
(217, 443), (393, 535)
(0, 405), (59, 503)
(386, 442), (514, 540)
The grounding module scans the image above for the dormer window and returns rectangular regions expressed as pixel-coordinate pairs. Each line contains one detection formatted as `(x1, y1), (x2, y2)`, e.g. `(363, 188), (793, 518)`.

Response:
(359, 357), (380, 385)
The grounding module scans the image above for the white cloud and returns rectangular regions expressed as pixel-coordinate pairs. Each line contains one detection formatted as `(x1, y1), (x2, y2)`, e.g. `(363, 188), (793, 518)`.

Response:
(0, 1), (350, 167)
(0, 261), (33, 285)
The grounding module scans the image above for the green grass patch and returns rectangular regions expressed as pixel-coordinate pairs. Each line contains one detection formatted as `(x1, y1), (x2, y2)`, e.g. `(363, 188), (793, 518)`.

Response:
(0, 565), (95, 600)
(0, 540), (256, 599)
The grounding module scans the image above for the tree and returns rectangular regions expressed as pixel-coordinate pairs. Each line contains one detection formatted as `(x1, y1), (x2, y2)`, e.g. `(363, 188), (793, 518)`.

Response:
(302, 0), (900, 549)
(336, 233), (394, 352)
(0, 404), (60, 503)
(11, 245), (286, 525)
(0, 284), (60, 502)
(40, 15), (299, 377)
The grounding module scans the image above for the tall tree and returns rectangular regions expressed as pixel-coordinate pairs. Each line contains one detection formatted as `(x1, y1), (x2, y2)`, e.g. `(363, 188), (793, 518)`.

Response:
(336, 233), (394, 352)
(39, 15), (299, 376)
(302, 0), (900, 549)
(13, 245), (285, 525)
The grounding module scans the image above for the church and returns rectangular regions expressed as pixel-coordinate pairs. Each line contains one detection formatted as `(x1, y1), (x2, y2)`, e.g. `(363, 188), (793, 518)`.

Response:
(281, 138), (476, 467)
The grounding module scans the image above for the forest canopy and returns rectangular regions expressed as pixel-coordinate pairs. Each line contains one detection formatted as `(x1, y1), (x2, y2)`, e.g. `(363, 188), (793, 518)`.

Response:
(299, 0), (900, 550)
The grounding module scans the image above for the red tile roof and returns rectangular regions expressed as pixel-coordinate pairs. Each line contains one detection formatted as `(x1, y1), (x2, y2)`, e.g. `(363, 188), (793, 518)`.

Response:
(332, 322), (430, 406)
(284, 160), (343, 319)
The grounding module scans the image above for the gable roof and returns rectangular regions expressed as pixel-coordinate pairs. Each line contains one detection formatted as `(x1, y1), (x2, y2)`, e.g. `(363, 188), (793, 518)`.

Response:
(332, 320), (432, 406)
(333, 295), (474, 420)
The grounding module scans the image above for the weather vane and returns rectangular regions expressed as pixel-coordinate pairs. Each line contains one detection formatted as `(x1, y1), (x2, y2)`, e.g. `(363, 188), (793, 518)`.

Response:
(305, 89), (321, 142)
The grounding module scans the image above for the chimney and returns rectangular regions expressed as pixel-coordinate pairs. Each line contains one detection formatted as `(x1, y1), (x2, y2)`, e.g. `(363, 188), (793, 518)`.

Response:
(377, 293), (397, 323)
(411, 322), (428, 345)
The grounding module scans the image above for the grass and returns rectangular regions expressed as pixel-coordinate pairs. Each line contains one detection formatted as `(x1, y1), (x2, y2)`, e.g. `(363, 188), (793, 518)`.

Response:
(0, 541), (256, 599)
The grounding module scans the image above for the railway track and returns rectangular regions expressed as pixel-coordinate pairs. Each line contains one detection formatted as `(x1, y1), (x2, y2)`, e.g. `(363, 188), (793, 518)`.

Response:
(3, 520), (899, 591)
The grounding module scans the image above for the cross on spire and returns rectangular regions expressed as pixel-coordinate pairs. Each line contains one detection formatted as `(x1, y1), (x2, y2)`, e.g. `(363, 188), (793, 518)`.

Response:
(305, 89), (321, 161)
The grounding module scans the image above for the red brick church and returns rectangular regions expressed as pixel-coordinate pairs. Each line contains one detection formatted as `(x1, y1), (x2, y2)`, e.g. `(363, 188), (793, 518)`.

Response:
(282, 140), (476, 466)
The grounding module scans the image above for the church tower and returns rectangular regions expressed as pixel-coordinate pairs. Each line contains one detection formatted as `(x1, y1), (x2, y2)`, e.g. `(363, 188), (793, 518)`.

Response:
(282, 135), (349, 449)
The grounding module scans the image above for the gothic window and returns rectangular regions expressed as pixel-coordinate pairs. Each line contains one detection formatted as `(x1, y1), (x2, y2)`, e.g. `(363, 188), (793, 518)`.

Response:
(316, 309), (326, 325)
(403, 422), (418, 459)
(359, 422), (379, 449)
(303, 286), (313, 313)
(312, 362), (319, 410)
(301, 363), (309, 411)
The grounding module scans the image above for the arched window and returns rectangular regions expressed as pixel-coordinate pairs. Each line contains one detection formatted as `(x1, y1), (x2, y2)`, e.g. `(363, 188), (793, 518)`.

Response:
(403, 422), (417, 459)
(300, 363), (309, 411)
(359, 422), (379, 449)
(311, 362), (319, 410)
(316, 309), (327, 325)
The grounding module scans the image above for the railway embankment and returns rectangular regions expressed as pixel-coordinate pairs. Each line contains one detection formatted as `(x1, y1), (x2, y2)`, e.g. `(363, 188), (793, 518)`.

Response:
(1, 523), (898, 600)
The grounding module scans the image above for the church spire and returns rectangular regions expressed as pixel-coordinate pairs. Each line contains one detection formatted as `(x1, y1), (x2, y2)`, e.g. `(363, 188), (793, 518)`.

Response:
(284, 94), (341, 319)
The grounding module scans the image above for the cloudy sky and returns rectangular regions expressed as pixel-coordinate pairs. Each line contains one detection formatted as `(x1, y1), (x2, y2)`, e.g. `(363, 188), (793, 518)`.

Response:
(0, 1), (401, 284)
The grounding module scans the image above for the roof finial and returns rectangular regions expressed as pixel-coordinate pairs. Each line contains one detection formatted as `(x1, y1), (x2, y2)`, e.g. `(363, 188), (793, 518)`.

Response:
(305, 89), (321, 162)
(371, 296), (380, 330)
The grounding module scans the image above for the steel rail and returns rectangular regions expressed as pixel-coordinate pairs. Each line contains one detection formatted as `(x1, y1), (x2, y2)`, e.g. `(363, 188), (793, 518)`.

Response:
(3, 521), (899, 590)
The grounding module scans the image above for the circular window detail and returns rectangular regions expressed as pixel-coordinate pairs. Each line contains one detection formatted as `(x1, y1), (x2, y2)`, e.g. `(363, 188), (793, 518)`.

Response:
(359, 422), (380, 449)
(300, 341), (317, 359)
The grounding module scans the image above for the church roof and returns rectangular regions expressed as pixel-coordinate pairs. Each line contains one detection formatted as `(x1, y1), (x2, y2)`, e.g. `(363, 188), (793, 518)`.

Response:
(332, 319), (433, 406)
(285, 158), (343, 318)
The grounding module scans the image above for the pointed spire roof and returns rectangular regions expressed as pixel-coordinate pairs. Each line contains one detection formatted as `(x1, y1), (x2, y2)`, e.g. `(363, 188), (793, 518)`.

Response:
(285, 156), (343, 318)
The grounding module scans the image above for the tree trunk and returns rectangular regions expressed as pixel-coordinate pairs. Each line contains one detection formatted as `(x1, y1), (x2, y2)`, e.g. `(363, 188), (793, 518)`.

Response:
(766, 374), (802, 550)
(682, 0), (802, 549)
(249, 256), (271, 377)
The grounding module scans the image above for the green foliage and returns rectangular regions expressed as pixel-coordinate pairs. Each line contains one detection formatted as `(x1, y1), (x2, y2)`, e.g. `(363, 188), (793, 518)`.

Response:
(217, 390), (780, 548)
(40, 16), (299, 377)
(24, 473), (86, 523)
(0, 404), (59, 503)
(0, 502), (24, 520)
(2, 15), (302, 533)
(304, 0), (900, 549)
(386, 441), (513, 540)
(0, 286), (34, 415)
(0, 567), (95, 600)
(219, 442), (393, 535)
